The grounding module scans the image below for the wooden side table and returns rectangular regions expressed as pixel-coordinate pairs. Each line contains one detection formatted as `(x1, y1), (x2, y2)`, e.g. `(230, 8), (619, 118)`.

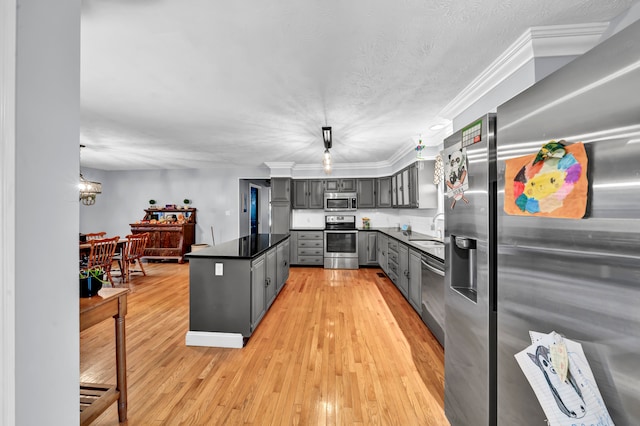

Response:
(80, 288), (129, 425)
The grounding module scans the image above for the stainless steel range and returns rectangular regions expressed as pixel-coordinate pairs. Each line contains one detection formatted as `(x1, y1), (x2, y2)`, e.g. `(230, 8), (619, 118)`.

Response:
(323, 215), (358, 269)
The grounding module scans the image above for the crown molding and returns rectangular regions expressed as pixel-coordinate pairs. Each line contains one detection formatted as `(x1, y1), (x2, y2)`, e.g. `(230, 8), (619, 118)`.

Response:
(439, 22), (609, 121)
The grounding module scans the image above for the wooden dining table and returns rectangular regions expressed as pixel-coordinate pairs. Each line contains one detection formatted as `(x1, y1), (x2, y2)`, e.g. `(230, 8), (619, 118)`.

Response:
(79, 239), (127, 255)
(80, 287), (129, 425)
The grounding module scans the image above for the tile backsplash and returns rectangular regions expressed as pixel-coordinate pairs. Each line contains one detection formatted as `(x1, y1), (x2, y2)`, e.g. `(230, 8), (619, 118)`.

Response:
(291, 208), (443, 238)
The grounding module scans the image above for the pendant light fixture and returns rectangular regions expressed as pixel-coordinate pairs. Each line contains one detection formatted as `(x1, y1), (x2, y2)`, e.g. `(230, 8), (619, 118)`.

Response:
(322, 126), (332, 174)
(415, 134), (426, 160)
(78, 145), (102, 206)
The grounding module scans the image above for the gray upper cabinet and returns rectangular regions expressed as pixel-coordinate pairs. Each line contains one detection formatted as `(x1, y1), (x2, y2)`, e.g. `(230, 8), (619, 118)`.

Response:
(292, 179), (324, 209)
(377, 177), (392, 208)
(325, 178), (356, 192)
(356, 179), (376, 208)
(394, 167), (411, 208)
(409, 161), (438, 209)
(308, 180), (325, 208)
(271, 178), (291, 203)
(292, 180), (309, 209)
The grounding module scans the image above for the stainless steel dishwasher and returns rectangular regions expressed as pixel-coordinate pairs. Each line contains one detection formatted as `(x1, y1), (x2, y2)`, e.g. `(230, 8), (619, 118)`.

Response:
(421, 253), (445, 347)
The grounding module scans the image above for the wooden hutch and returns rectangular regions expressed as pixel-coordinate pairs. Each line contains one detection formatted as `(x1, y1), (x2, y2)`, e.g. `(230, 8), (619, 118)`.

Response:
(130, 207), (196, 263)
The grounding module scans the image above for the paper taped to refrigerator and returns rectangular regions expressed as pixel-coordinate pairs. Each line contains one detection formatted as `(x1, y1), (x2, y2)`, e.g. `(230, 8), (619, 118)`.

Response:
(515, 331), (614, 426)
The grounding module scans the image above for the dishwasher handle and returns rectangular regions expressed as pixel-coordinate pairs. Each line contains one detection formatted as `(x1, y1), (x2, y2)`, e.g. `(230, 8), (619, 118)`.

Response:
(421, 258), (444, 277)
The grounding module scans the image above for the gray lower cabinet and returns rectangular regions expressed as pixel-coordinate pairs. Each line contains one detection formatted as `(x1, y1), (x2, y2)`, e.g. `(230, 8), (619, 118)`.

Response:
(189, 235), (290, 339)
(377, 233), (388, 274)
(397, 242), (409, 297)
(356, 178), (376, 208)
(251, 255), (267, 330)
(292, 230), (323, 265)
(265, 248), (277, 308)
(276, 238), (290, 292)
(387, 238), (399, 287)
(408, 248), (422, 312)
(358, 231), (378, 265)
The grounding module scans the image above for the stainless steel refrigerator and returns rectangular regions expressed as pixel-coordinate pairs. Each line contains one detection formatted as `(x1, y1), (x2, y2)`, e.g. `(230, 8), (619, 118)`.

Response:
(444, 19), (640, 426)
(443, 113), (498, 426)
(495, 19), (640, 425)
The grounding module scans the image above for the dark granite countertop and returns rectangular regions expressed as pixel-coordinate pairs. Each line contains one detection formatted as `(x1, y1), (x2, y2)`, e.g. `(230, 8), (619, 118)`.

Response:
(359, 227), (444, 262)
(185, 233), (290, 259)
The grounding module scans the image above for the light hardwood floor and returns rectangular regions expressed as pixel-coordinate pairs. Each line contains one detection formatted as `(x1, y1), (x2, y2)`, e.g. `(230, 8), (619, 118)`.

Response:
(81, 263), (448, 425)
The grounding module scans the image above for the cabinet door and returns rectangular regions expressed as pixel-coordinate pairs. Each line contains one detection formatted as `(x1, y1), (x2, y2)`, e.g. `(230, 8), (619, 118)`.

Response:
(271, 202), (291, 234)
(308, 179), (325, 209)
(289, 231), (298, 265)
(357, 179), (376, 208)
(324, 179), (339, 192)
(276, 238), (290, 292)
(292, 180), (309, 209)
(398, 243), (409, 297)
(400, 167), (410, 207)
(271, 178), (291, 203)
(408, 249), (422, 312)
(377, 177), (392, 208)
(391, 174), (402, 207)
(358, 232), (369, 266)
(366, 232), (377, 263)
(266, 248), (277, 308)
(251, 256), (266, 330)
(339, 178), (356, 192)
(378, 234), (388, 273)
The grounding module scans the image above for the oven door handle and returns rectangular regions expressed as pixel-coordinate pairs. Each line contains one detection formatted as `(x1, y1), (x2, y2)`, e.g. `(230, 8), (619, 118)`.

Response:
(324, 230), (358, 233)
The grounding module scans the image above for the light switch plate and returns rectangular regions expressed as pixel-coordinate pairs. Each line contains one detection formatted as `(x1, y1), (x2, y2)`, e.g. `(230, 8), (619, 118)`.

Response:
(215, 263), (223, 276)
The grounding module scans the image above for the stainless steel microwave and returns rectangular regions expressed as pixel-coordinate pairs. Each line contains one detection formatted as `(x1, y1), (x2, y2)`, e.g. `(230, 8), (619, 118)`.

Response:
(324, 192), (357, 211)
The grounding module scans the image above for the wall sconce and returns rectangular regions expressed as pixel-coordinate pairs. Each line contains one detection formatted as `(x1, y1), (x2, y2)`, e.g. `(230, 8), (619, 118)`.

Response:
(322, 126), (332, 174)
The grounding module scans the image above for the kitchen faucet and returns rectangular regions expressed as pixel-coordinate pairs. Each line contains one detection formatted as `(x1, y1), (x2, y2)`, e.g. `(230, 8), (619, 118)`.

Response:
(431, 212), (444, 239)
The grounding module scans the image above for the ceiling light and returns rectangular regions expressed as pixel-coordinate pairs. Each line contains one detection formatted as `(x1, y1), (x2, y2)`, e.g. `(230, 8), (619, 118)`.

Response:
(322, 126), (332, 149)
(429, 123), (446, 131)
(322, 127), (332, 174)
(79, 145), (102, 206)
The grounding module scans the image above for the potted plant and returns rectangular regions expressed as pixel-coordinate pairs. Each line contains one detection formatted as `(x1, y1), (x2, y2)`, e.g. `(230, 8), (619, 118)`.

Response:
(183, 198), (191, 208)
(149, 199), (157, 209)
(79, 267), (106, 297)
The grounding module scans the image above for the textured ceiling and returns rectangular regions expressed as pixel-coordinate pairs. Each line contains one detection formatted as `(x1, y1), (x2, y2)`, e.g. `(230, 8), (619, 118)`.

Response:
(80, 0), (634, 171)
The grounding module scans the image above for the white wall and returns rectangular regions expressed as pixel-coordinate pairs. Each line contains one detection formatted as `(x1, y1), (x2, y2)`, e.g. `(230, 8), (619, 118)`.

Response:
(80, 167), (270, 245)
(14, 1), (80, 424)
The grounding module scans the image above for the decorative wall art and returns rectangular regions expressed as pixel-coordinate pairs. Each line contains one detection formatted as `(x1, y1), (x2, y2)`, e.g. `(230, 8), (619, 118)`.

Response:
(443, 143), (469, 209)
(515, 331), (613, 426)
(504, 140), (588, 218)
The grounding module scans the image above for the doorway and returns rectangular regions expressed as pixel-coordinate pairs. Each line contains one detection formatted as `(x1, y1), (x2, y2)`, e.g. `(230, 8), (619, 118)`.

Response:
(249, 184), (260, 235)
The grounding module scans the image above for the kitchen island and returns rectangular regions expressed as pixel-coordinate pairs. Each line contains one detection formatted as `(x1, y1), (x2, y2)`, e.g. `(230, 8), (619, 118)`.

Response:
(185, 233), (290, 348)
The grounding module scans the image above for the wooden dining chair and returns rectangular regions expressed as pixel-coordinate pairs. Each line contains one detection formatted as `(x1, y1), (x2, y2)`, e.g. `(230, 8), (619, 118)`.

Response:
(84, 232), (107, 241)
(82, 236), (120, 287)
(122, 233), (149, 282)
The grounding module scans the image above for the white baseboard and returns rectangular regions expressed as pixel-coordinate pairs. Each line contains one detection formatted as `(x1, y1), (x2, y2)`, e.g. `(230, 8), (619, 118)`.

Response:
(185, 331), (244, 348)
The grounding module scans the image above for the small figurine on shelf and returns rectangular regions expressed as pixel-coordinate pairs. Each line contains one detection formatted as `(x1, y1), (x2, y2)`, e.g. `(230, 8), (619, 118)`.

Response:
(149, 199), (157, 209)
